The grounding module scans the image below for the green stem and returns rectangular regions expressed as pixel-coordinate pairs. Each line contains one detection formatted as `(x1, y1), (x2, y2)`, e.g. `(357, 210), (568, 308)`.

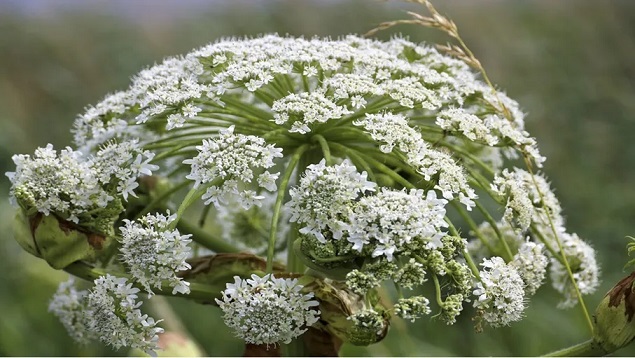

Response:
(436, 140), (495, 176)
(64, 261), (223, 302)
(176, 219), (240, 253)
(394, 281), (404, 299)
(544, 339), (607, 357)
(446, 218), (480, 280)
(336, 145), (376, 182)
(474, 201), (514, 261)
(431, 273), (444, 307)
(329, 142), (414, 189)
(451, 202), (496, 256)
(134, 181), (190, 221)
(522, 156), (594, 334)
(530, 223), (565, 266)
(312, 134), (332, 165)
(266, 144), (310, 273)
(169, 186), (207, 230)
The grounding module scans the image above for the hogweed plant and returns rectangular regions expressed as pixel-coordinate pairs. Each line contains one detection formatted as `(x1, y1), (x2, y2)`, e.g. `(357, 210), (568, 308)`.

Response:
(6, 1), (633, 356)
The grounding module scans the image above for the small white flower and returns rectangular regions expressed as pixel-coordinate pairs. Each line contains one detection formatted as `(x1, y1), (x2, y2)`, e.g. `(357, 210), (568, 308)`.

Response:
(354, 112), (476, 210)
(436, 108), (498, 146)
(257, 171), (279, 192)
(88, 275), (164, 356)
(287, 159), (376, 243)
(216, 274), (320, 345)
(549, 231), (600, 308)
(92, 140), (159, 199)
(348, 309), (386, 336)
(511, 240), (548, 296)
(49, 278), (93, 345)
(473, 256), (526, 327)
(272, 92), (352, 134)
(394, 296), (431, 322)
(181, 103), (202, 118)
(303, 65), (318, 77)
(166, 114), (186, 130)
(6, 144), (111, 220)
(491, 168), (563, 232)
(119, 212), (192, 296)
(350, 95), (367, 109)
(347, 188), (448, 261)
(183, 125), (283, 209)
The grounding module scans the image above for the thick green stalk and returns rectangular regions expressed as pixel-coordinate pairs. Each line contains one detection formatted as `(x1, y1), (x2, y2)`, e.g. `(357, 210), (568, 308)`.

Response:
(312, 134), (332, 165)
(544, 339), (607, 357)
(266, 144), (310, 273)
(64, 261), (223, 302)
(176, 219), (240, 253)
(169, 186), (207, 230)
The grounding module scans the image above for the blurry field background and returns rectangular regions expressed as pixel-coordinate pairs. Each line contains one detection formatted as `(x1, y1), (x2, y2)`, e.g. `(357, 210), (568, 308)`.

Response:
(1, 0), (635, 356)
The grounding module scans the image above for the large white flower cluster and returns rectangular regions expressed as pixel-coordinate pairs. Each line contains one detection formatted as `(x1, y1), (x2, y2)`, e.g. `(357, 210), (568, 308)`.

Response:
(354, 112), (477, 209)
(216, 274), (320, 345)
(184, 125), (283, 209)
(473, 257), (526, 327)
(348, 188), (448, 260)
(550, 232), (600, 308)
(7, 141), (158, 224)
(119, 212), (192, 296)
(288, 159), (376, 242)
(50, 276), (164, 356)
(510, 241), (549, 296)
(12, 33), (603, 347)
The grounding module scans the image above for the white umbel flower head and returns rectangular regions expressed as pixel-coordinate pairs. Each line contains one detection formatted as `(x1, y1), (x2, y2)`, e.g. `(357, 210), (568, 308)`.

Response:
(272, 92), (352, 134)
(550, 232), (600, 308)
(6, 141), (159, 223)
(216, 274), (320, 345)
(473, 256), (526, 327)
(347, 188), (448, 261)
(354, 112), (476, 209)
(119, 212), (192, 296)
(91, 140), (159, 201)
(49, 278), (93, 345)
(287, 159), (376, 242)
(183, 125), (283, 209)
(87, 275), (164, 356)
(510, 240), (548, 296)
(7, 144), (105, 222)
(491, 168), (563, 232)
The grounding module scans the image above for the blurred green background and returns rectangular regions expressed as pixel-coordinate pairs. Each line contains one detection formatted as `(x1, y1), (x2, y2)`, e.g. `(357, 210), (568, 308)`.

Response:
(1, 0), (634, 356)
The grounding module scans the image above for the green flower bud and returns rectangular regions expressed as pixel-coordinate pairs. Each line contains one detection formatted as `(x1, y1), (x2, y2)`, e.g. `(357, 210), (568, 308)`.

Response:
(593, 272), (635, 354)
(12, 209), (112, 269)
